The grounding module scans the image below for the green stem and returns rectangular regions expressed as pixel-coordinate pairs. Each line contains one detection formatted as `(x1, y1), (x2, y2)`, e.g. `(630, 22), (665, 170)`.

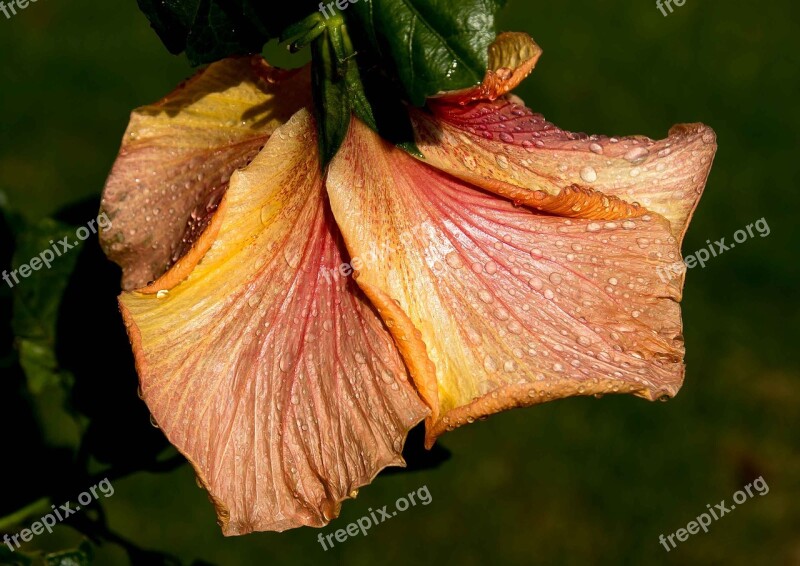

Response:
(0, 497), (51, 531)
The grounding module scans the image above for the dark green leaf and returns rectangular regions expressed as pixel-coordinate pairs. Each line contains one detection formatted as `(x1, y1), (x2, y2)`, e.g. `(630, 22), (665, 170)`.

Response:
(10, 218), (81, 394)
(185, 0), (266, 65)
(311, 23), (376, 166)
(137, 0), (320, 65)
(136, 0), (201, 55)
(348, 0), (506, 105)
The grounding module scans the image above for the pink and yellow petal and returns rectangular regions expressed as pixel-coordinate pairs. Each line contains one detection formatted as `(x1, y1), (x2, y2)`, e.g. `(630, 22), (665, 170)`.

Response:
(433, 32), (542, 104)
(101, 56), (311, 289)
(413, 97), (716, 240)
(328, 119), (687, 447)
(120, 110), (428, 534)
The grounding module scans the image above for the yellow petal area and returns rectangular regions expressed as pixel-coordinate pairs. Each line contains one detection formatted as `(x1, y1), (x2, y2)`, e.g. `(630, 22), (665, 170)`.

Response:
(328, 119), (689, 447)
(433, 32), (542, 104)
(413, 97), (716, 241)
(120, 110), (428, 535)
(101, 56), (311, 289)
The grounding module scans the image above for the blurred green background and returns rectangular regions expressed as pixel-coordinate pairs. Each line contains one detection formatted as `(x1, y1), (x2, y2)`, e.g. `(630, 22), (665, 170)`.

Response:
(1, 1), (798, 564)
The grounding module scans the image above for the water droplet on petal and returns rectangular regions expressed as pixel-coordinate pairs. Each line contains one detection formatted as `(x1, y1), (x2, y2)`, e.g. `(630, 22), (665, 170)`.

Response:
(580, 166), (598, 183)
(624, 147), (649, 163)
(508, 320), (523, 334)
(496, 67), (513, 80)
(445, 251), (463, 269)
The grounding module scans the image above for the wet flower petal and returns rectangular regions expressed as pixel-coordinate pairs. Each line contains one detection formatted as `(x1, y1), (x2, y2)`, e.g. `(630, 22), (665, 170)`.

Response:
(433, 32), (542, 104)
(414, 97), (716, 240)
(328, 119), (687, 447)
(101, 56), (311, 289)
(120, 110), (428, 535)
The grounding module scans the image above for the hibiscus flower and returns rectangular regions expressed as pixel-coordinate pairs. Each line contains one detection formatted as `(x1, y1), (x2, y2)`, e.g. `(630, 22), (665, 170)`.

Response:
(99, 33), (716, 535)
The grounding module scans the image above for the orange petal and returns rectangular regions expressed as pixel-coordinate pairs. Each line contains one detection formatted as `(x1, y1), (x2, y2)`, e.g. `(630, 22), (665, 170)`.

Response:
(413, 97), (716, 240)
(101, 56), (311, 290)
(328, 119), (688, 448)
(120, 110), (428, 535)
(433, 32), (542, 104)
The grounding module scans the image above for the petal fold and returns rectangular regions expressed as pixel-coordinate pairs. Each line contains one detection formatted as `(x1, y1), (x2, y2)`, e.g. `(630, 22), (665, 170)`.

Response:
(101, 56), (311, 289)
(328, 119), (689, 447)
(414, 97), (716, 240)
(121, 110), (428, 534)
(433, 32), (542, 104)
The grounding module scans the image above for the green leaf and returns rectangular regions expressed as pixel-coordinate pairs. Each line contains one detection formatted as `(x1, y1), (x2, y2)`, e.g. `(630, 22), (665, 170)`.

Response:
(185, 0), (267, 65)
(311, 20), (376, 165)
(0, 545), (32, 565)
(136, 0), (201, 55)
(137, 0), (320, 65)
(347, 0), (507, 105)
(10, 218), (81, 394)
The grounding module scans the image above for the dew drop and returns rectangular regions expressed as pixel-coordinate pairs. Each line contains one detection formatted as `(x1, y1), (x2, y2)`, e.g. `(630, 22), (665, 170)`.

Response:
(496, 67), (513, 80)
(279, 354), (293, 372)
(624, 147), (649, 164)
(580, 166), (598, 183)
(445, 251), (463, 269)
